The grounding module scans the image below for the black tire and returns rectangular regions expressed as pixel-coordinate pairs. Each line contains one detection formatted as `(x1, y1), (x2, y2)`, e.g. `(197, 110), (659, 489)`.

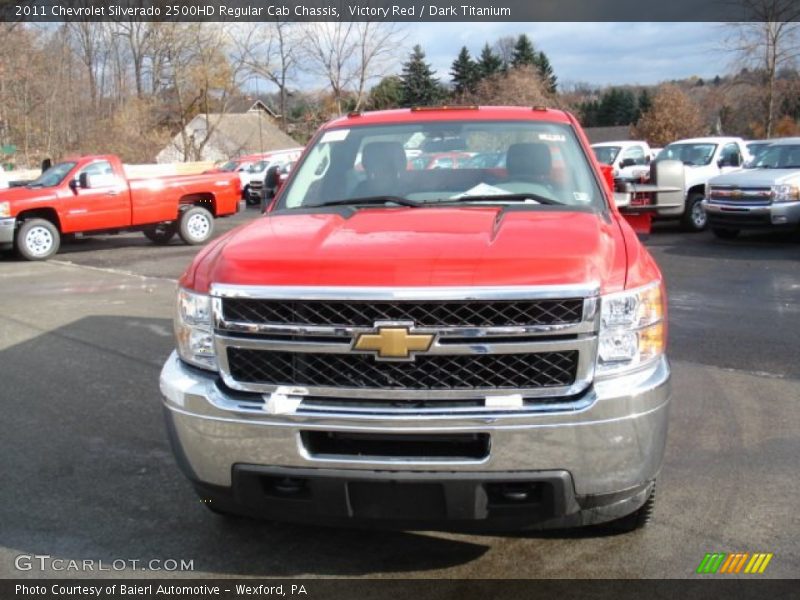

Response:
(178, 206), (214, 245)
(242, 185), (253, 204)
(681, 192), (708, 232)
(143, 223), (177, 245)
(15, 218), (61, 261)
(712, 227), (740, 240)
(604, 483), (656, 534)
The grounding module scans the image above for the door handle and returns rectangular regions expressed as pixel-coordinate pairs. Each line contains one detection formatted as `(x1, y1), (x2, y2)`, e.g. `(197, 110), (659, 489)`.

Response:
(106, 191), (120, 196)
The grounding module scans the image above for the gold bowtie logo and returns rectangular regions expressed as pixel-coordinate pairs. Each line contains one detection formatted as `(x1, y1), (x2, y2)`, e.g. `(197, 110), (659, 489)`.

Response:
(353, 327), (434, 360)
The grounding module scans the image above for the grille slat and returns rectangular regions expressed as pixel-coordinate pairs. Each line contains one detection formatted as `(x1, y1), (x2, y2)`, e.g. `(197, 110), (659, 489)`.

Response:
(222, 298), (584, 328)
(227, 348), (579, 390)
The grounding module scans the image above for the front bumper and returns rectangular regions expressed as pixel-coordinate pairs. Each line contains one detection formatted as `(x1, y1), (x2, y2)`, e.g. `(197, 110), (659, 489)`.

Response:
(160, 352), (670, 529)
(704, 200), (800, 229)
(0, 217), (15, 246)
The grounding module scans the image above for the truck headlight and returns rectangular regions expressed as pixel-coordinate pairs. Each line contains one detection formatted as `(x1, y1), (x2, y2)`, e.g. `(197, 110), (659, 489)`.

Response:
(596, 282), (666, 376)
(771, 184), (800, 202)
(0, 201), (10, 218)
(174, 288), (217, 371)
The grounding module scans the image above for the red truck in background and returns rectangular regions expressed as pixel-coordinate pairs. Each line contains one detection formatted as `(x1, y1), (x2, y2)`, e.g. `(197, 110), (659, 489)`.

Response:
(0, 154), (241, 260)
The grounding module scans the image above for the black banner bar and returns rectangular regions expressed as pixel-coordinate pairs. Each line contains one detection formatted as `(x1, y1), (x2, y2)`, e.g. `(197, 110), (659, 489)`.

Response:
(4, 579), (800, 600)
(0, 0), (789, 23)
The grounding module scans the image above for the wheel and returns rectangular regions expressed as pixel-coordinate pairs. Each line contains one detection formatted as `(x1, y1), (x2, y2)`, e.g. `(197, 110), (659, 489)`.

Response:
(242, 185), (254, 204)
(681, 193), (708, 232)
(16, 218), (60, 261)
(143, 223), (177, 245)
(178, 206), (214, 245)
(712, 227), (740, 239)
(605, 483), (656, 534)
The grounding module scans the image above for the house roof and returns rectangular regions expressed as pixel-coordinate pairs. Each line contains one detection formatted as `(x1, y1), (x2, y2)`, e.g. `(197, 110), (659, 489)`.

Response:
(194, 112), (297, 156)
(227, 97), (280, 117)
(583, 125), (633, 144)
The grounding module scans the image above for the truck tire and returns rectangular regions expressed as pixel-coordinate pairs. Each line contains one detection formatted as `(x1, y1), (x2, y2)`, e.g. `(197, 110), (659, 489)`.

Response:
(681, 192), (707, 232)
(143, 223), (177, 245)
(605, 483), (656, 534)
(712, 227), (740, 240)
(242, 184), (253, 204)
(178, 206), (214, 245)
(16, 218), (61, 261)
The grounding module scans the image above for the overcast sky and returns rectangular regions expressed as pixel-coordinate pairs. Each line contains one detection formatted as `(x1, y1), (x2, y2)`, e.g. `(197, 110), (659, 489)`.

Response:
(404, 22), (734, 87)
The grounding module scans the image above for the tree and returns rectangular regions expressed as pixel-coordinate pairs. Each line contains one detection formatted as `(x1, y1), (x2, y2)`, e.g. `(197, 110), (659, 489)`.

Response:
(450, 46), (478, 96)
(367, 75), (403, 110)
(400, 45), (440, 107)
(724, 0), (800, 137)
(637, 89), (652, 116)
(511, 34), (537, 68)
(471, 66), (550, 107)
(633, 84), (707, 146)
(535, 51), (557, 94)
(477, 43), (503, 80)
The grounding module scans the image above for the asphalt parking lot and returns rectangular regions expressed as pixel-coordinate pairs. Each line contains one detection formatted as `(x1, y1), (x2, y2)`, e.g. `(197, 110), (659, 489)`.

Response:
(1, 206), (799, 579)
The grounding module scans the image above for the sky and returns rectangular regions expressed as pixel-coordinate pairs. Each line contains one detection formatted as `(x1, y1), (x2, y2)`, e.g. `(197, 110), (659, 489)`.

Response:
(401, 22), (734, 87)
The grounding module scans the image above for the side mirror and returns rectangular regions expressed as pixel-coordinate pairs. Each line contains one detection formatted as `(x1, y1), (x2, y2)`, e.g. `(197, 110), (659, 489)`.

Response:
(717, 158), (728, 168)
(620, 158), (636, 168)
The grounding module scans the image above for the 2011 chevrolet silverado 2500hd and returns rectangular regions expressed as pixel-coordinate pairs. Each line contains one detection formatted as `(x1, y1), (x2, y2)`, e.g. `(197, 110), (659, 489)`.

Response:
(160, 106), (670, 532)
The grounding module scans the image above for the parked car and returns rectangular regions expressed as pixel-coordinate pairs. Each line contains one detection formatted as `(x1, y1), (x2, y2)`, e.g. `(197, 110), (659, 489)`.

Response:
(160, 105), (670, 533)
(745, 140), (772, 163)
(0, 154), (241, 260)
(242, 147), (304, 205)
(206, 154), (269, 200)
(591, 141), (654, 180)
(704, 137), (800, 238)
(654, 136), (750, 231)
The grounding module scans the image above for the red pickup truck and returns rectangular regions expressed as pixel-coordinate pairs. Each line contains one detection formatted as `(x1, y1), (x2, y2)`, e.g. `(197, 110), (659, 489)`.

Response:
(0, 154), (241, 260)
(161, 106), (670, 532)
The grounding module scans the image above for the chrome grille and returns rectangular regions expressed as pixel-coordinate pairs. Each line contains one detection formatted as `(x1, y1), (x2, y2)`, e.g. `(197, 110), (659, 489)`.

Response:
(227, 348), (579, 390)
(222, 298), (584, 328)
(709, 186), (772, 204)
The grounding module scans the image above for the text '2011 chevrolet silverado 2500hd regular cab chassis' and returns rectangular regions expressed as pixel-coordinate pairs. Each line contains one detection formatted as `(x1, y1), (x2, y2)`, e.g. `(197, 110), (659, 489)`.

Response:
(160, 106), (671, 532)
(0, 154), (241, 260)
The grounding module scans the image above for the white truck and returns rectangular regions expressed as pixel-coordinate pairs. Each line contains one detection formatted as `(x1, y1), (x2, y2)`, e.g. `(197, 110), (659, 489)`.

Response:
(243, 147), (304, 205)
(591, 141), (654, 181)
(654, 136), (750, 231)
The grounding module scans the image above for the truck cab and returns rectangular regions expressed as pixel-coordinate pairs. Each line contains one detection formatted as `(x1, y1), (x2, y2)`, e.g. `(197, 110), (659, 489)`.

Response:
(654, 136), (750, 231)
(591, 140), (653, 181)
(160, 106), (670, 532)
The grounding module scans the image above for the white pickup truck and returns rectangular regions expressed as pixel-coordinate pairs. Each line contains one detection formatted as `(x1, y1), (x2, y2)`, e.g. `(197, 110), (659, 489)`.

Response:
(654, 136), (750, 231)
(591, 141), (654, 181)
(243, 147), (304, 205)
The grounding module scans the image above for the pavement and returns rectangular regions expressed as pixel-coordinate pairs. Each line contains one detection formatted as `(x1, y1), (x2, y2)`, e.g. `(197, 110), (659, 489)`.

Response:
(1, 206), (799, 579)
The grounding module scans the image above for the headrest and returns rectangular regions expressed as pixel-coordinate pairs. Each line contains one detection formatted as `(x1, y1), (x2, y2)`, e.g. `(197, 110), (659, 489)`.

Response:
(361, 142), (407, 173)
(506, 143), (552, 178)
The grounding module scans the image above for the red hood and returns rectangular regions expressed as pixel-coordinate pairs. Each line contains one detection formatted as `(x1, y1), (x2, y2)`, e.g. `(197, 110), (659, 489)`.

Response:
(186, 207), (630, 293)
(0, 186), (57, 210)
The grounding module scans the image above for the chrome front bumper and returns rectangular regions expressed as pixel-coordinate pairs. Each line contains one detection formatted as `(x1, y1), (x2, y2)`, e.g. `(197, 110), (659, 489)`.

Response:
(160, 352), (670, 502)
(0, 217), (15, 245)
(704, 200), (800, 228)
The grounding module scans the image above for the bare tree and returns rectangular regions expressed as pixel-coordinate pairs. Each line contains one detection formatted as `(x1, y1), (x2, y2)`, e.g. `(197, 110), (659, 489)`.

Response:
(724, 0), (800, 137)
(351, 22), (405, 111)
(300, 22), (358, 115)
(234, 21), (298, 130)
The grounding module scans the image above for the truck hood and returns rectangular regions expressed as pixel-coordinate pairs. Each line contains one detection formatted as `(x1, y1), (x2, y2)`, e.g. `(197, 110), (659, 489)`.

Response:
(0, 186), (57, 208)
(709, 168), (800, 188)
(188, 207), (628, 293)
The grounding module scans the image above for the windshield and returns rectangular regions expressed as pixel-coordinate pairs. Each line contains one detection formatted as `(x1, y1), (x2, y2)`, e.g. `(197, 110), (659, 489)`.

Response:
(747, 144), (800, 169)
(250, 161), (269, 172)
(27, 162), (77, 188)
(657, 143), (717, 166)
(592, 146), (621, 165)
(279, 120), (604, 210)
(218, 160), (240, 172)
(746, 142), (771, 162)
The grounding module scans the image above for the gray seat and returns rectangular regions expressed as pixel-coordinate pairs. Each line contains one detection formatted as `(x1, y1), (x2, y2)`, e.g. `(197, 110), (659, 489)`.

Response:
(505, 143), (552, 182)
(353, 142), (407, 198)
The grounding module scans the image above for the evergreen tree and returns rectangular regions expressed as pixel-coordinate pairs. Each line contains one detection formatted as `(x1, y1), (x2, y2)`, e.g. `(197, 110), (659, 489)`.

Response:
(597, 88), (638, 126)
(400, 45), (441, 107)
(477, 43), (503, 80)
(450, 46), (479, 96)
(511, 34), (537, 68)
(535, 51), (557, 94)
(368, 76), (404, 110)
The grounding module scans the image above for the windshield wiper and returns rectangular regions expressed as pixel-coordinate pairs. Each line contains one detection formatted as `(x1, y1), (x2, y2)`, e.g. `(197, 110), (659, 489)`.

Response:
(441, 193), (564, 206)
(307, 196), (421, 209)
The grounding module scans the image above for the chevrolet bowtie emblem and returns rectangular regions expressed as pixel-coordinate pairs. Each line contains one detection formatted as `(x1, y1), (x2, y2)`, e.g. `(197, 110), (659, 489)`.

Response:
(353, 326), (434, 360)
